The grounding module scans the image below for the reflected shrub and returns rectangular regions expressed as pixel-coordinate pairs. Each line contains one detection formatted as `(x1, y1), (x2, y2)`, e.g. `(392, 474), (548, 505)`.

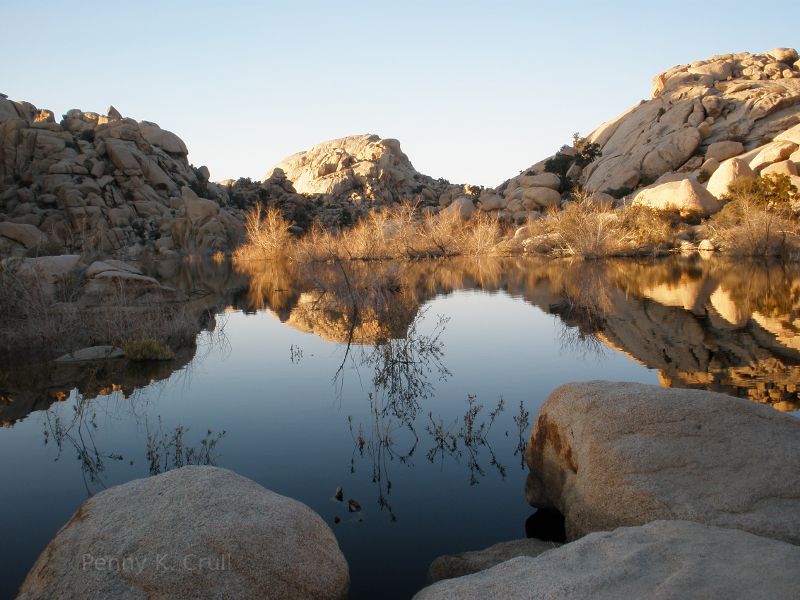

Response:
(123, 337), (175, 361)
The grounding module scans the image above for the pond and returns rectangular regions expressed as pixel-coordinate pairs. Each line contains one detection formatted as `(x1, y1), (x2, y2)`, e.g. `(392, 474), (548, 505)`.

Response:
(2, 255), (799, 599)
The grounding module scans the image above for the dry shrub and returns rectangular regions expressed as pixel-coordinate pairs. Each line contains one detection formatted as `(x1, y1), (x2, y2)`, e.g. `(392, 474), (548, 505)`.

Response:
(704, 174), (800, 257)
(547, 202), (622, 258)
(266, 203), (505, 262)
(86, 281), (197, 351)
(615, 204), (677, 253)
(0, 259), (78, 352)
(233, 205), (295, 260)
(527, 198), (676, 258)
(706, 206), (800, 256)
(458, 211), (503, 256)
(421, 207), (463, 256)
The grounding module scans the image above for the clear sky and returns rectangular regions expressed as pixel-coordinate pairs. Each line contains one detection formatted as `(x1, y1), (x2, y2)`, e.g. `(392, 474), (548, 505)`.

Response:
(3, 1), (796, 187)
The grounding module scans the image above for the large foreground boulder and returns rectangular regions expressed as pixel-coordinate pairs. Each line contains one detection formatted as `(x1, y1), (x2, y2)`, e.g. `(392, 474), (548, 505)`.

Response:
(413, 520), (800, 599)
(525, 381), (800, 543)
(17, 466), (349, 600)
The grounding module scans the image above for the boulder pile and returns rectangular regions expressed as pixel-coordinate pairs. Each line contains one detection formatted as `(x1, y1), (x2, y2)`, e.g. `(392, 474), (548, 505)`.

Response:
(500, 48), (800, 220)
(267, 133), (483, 223)
(0, 96), (252, 257)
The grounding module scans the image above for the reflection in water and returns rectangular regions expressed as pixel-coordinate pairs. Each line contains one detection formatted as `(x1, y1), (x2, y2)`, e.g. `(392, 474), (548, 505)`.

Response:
(425, 395), (507, 486)
(3, 254), (798, 501)
(9, 253), (798, 428)
(236, 255), (800, 412)
(43, 386), (226, 493)
(42, 391), (125, 493)
(7, 254), (797, 497)
(145, 417), (226, 476)
(17, 327), (231, 495)
(327, 297), (522, 519)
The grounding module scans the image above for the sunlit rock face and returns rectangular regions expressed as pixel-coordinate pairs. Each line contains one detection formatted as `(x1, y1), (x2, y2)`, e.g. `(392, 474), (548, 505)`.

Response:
(583, 49), (800, 194)
(266, 134), (480, 216)
(524, 382), (800, 543)
(505, 48), (800, 203)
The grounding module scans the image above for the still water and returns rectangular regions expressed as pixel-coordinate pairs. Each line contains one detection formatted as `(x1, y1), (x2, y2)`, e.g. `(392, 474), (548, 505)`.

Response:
(2, 255), (798, 598)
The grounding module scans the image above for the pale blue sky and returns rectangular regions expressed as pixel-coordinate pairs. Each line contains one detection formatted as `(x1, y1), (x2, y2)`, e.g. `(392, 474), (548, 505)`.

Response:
(3, 1), (795, 186)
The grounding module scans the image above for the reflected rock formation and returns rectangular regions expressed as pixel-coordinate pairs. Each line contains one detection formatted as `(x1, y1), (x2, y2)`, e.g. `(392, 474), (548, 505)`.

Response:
(236, 256), (800, 412)
(1, 257), (246, 426)
(5, 254), (800, 427)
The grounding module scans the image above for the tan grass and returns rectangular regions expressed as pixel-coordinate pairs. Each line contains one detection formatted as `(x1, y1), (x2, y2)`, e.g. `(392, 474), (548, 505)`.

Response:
(704, 202), (800, 256)
(233, 205), (295, 261)
(234, 203), (509, 263)
(534, 200), (677, 258)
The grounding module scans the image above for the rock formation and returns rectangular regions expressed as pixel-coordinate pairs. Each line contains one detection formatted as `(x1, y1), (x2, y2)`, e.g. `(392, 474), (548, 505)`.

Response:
(0, 96), (255, 257)
(524, 381), (800, 544)
(583, 48), (800, 194)
(265, 134), (482, 223)
(501, 48), (800, 216)
(17, 466), (350, 600)
(269, 134), (442, 202)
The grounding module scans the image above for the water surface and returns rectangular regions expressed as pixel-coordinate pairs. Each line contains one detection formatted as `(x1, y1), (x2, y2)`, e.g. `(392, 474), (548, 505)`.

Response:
(2, 255), (798, 598)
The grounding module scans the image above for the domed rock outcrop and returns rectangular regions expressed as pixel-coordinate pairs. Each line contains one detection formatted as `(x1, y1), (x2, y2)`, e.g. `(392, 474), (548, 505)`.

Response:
(267, 134), (460, 209)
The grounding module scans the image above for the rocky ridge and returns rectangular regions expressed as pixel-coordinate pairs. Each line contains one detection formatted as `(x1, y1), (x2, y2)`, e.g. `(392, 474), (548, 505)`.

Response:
(0, 98), (482, 257)
(0, 96), (252, 257)
(3, 47), (800, 259)
(494, 48), (800, 220)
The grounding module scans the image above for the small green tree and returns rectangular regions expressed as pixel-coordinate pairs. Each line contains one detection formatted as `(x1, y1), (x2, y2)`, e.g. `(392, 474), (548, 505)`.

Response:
(724, 173), (799, 208)
(572, 132), (602, 167)
(543, 133), (602, 192)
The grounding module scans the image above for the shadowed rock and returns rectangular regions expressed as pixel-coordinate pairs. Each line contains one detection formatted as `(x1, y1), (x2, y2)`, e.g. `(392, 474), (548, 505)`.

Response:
(428, 538), (561, 582)
(413, 520), (800, 600)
